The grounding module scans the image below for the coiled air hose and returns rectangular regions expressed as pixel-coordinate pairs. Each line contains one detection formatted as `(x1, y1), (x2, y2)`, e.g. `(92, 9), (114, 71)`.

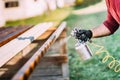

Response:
(92, 43), (120, 72)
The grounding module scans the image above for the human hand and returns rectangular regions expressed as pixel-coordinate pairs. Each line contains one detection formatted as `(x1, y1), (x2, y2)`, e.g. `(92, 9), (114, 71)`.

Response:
(71, 28), (92, 43)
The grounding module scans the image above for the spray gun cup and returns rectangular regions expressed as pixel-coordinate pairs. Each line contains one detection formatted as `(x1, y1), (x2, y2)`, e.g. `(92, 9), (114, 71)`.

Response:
(75, 43), (92, 61)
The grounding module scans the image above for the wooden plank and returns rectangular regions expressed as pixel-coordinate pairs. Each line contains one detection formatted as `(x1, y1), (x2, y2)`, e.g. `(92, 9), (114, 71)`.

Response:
(29, 55), (63, 80)
(0, 39), (47, 80)
(0, 26), (32, 47)
(62, 63), (69, 79)
(0, 22), (53, 67)
(29, 76), (67, 80)
(29, 22), (68, 80)
(43, 54), (68, 63)
(39, 27), (56, 39)
(29, 54), (69, 80)
(39, 27), (67, 39)
(31, 68), (62, 76)
(11, 22), (67, 80)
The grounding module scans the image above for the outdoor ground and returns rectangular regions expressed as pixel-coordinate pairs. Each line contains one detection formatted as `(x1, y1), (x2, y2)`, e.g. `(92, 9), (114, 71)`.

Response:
(6, 0), (120, 80)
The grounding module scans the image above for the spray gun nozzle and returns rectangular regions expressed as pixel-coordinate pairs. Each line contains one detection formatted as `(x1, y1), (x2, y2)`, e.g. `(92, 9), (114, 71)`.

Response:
(70, 27), (79, 37)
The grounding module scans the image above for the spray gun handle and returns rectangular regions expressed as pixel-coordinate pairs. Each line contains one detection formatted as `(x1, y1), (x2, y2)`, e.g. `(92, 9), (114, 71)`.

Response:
(70, 28), (86, 43)
(71, 27), (92, 43)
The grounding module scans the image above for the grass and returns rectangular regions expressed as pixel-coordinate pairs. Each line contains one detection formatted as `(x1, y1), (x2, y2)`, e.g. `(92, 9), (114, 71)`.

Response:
(66, 11), (120, 80)
(65, 4), (120, 80)
(5, 0), (120, 80)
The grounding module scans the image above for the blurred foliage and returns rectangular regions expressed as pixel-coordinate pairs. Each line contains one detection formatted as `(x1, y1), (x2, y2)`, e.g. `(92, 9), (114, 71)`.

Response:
(75, 0), (102, 9)
(75, 0), (84, 6)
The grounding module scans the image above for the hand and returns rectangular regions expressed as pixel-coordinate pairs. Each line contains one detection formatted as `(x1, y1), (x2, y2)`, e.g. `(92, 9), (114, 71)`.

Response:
(71, 28), (93, 43)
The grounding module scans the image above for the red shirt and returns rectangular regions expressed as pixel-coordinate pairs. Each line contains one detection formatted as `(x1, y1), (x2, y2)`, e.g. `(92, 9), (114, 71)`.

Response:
(103, 0), (120, 34)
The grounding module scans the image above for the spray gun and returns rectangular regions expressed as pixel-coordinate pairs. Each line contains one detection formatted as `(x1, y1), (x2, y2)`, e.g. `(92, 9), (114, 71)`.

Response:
(71, 28), (93, 61)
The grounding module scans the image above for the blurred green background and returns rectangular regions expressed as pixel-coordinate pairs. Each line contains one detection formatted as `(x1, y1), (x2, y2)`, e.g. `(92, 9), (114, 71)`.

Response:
(6, 0), (120, 80)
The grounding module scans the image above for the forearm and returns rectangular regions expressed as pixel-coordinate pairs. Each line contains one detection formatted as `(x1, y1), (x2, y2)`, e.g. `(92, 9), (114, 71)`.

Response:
(91, 24), (111, 38)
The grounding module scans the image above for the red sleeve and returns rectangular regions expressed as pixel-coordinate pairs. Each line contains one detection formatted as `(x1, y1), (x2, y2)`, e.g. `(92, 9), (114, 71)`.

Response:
(103, 11), (119, 34)
(103, 0), (119, 34)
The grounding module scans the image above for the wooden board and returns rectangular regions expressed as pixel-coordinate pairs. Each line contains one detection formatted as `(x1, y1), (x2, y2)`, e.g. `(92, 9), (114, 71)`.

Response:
(29, 56), (69, 80)
(0, 26), (32, 47)
(0, 22), (53, 67)
(11, 22), (68, 80)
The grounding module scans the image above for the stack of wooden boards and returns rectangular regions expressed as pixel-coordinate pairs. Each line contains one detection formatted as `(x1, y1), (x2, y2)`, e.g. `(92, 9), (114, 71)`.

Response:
(0, 22), (69, 80)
